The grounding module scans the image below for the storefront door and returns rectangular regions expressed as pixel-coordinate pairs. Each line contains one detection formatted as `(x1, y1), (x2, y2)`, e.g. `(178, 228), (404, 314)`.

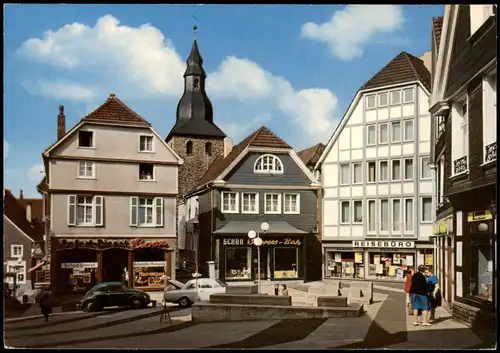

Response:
(102, 249), (128, 283)
(255, 247), (268, 281)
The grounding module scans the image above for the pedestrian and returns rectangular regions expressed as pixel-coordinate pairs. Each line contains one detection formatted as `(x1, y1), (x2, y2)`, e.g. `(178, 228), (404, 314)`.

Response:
(409, 265), (431, 326)
(280, 284), (288, 296)
(425, 268), (441, 322)
(39, 286), (53, 323)
(274, 284), (280, 296)
(404, 269), (413, 315)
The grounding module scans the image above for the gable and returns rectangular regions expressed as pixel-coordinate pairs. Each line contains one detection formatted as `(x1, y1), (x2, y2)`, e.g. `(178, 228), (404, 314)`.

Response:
(224, 152), (311, 186)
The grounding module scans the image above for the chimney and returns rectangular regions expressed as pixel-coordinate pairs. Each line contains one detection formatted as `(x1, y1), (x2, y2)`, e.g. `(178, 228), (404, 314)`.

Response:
(223, 137), (234, 158)
(26, 203), (32, 223)
(57, 105), (66, 141)
(419, 52), (432, 76)
(19, 189), (24, 200)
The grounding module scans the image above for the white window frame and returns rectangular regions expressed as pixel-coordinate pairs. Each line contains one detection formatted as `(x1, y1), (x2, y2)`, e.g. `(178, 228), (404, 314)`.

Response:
(482, 69), (497, 164)
(241, 193), (259, 214)
(77, 161), (95, 179)
(391, 159), (401, 181)
(77, 130), (95, 149)
(403, 87), (415, 104)
(390, 90), (401, 105)
(420, 156), (432, 180)
(421, 197), (433, 223)
(254, 154), (284, 174)
(366, 125), (376, 146)
(378, 92), (389, 107)
(264, 193), (282, 215)
(283, 193), (300, 215)
(379, 199), (389, 233)
(138, 134), (154, 153)
(379, 160), (389, 182)
(391, 121), (401, 142)
(404, 158), (414, 181)
(340, 164), (350, 185)
(352, 163), (362, 184)
(138, 164), (156, 181)
(340, 200), (350, 224)
(129, 196), (164, 227)
(365, 94), (376, 109)
(404, 197), (414, 234)
(367, 199), (377, 234)
(352, 200), (363, 224)
(403, 120), (414, 142)
(379, 123), (389, 144)
(68, 195), (104, 227)
(6, 260), (26, 284)
(391, 198), (402, 232)
(367, 161), (377, 183)
(11, 245), (23, 258)
(221, 192), (240, 214)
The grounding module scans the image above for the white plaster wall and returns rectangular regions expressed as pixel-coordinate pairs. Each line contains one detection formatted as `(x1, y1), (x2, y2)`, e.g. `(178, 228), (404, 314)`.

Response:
(378, 108), (389, 120)
(324, 200), (338, 226)
(378, 146), (389, 158)
(391, 184), (402, 194)
(323, 164), (338, 188)
(323, 187), (338, 199)
(419, 180), (433, 194)
(403, 183), (414, 194)
(419, 224), (433, 239)
(323, 226), (339, 238)
(420, 142), (431, 154)
(418, 87), (430, 116)
(366, 147), (377, 159)
(324, 141), (339, 164)
(390, 106), (402, 118)
(351, 186), (363, 198)
(378, 184), (389, 195)
(338, 150), (350, 161)
(347, 100), (363, 125)
(351, 226), (363, 237)
(402, 103), (414, 117)
(339, 187), (350, 198)
(366, 185), (377, 196)
(338, 127), (351, 150)
(366, 110), (377, 122)
(419, 116), (431, 142)
(339, 225), (351, 237)
(351, 127), (363, 148)
(351, 149), (363, 160)
(390, 145), (401, 155)
(403, 143), (414, 155)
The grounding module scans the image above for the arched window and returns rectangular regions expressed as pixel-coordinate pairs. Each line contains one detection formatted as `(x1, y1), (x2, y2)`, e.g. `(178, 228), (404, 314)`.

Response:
(254, 154), (284, 174)
(186, 141), (193, 155)
(194, 79), (199, 88)
(205, 142), (212, 156)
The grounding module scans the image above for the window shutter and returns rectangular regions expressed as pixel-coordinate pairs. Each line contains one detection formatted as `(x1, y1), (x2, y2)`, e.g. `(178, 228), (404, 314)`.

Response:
(155, 197), (164, 227)
(95, 196), (104, 226)
(130, 197), (138, 227)
(68, 195), (77, 226)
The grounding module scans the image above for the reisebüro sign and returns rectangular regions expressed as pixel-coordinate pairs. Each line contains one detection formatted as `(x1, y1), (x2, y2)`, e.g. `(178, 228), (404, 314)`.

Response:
(352, 240), (415, 248)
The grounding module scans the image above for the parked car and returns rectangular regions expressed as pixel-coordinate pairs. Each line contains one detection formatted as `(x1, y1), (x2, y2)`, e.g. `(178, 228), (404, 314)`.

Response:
(164, 278), (227, 308)
(164, 279), (184, 293)
(77, 282), (151, 312)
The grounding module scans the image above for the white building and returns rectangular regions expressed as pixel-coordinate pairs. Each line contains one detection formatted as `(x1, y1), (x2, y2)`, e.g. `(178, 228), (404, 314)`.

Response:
(315, 51), (436, 281)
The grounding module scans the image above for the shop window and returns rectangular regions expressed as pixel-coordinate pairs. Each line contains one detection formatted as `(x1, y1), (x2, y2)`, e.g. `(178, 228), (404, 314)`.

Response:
(367, 161), (376, 183)
(225, 247), (251, 280)
(379, 161), (388, 182)
(340, 164), (350, 185)
(221, 192), (239, 213)
(274, 248), (298, 279)
(392, 160), (401, 181)
(469, 227), (494, 302)
(134, 248), (166, 290)
(241, 193), (258, 214)
(264, 193), (281, 214)
(60, 249), (98, 293)
(380, 199), (389, 232)
(353, 200), (362, 223)
(367, 200), (376, 232)
(391, 121), (401, 142)
(352, 163), (362, 184)
(379, 123), (388, 144)
(404, 158), (414, 180)
(78, 130), (94, 148)
(367, 125), (376, 145)
(340, 201), (350, 224)
(368, 252), (409, 280)
(139, 163), (155, 180)
(6, 260), (26, 284)
(325, 251), (364, 279)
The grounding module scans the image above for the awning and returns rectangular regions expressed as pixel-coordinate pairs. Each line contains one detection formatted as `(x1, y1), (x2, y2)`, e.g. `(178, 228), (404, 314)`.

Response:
(433, 216), (453, 236)
(213, 221), (307, 235)
(27, 261), (45, 274)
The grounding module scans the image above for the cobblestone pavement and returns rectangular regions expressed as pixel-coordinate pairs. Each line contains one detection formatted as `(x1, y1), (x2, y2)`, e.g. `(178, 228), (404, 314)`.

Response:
(4, 286), (495, 349)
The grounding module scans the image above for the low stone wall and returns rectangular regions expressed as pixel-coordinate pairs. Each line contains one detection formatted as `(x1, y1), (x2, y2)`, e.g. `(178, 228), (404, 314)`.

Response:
(192, 302), (363, 323)
(452, 301), (496, 330)
(226, 285), (258, 295)
(317, 296), (348, 308)
(210, 294), (291, 306)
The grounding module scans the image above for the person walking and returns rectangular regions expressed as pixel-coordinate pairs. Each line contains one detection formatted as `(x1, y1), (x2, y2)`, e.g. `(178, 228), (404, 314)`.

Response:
(274, 284), (280, 296)
(280, 284), (289, 296)
(39, 287), (53, 323)
(404, 269), (413, 315)
(425, 268), (441, 322)
(409, 265), (431, 326)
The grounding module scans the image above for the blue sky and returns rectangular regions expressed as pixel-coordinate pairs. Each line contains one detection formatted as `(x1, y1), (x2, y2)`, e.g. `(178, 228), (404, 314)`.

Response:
(4, 4), (444, 198)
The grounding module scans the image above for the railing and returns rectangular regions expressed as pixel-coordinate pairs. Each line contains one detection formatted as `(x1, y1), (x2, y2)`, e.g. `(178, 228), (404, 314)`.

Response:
(453, 156), (468, 174)
(485, 142), (496, 163)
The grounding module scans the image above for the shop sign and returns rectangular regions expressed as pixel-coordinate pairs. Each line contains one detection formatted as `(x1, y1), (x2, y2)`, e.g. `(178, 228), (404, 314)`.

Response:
(222, 238), (301, 246)
(467, 210), (493, 222)
(133, 261), (166, 267)
(32, 245), (45, 259)
(61, 262), (98, 269)
(352, 240), (415, 248)
(131, 238), (170, 249)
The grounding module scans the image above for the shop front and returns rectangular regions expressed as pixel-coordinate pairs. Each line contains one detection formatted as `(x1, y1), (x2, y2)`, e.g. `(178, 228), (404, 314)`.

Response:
(432, 214), (454, 307)
(51, 237), (176, 294)
(215, 235), (305, 282)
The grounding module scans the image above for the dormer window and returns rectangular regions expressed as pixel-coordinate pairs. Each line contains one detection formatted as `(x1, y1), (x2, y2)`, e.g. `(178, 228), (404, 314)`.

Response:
(254, 154), (284, 174)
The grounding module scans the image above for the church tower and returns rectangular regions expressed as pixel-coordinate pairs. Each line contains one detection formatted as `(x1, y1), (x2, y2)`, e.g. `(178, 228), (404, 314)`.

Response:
(166, 28), (227, 199)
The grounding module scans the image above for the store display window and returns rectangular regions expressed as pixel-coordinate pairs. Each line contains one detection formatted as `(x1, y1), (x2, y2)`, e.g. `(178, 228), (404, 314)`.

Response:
(325, 251), (364, 279)
(134, 248), (166, 289)
(367, 252), (411, 280)
(61, 262), (98, 292)
(469, 231), (494, 302)
(225, 247), (251, 279)
(273, 248), (298, 279)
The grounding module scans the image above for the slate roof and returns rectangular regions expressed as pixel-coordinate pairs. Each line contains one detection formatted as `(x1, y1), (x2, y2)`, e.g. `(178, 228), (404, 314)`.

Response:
(18, 197), (44, 223)
(4, 189), (44, 242)
(166, 118), (226, 140)
(83, 94), (151, 126)
(433, 17), (444, 54)
(360, 51), (432, 92)
(297, 143), (325, 167)
(187, 126), (291, 196)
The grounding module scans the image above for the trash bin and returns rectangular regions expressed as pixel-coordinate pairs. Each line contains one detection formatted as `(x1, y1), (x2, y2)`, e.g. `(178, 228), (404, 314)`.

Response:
(23, 295), (28, 304)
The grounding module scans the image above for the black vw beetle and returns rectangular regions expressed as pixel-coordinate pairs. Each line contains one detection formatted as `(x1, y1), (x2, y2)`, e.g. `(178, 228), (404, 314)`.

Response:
(78, 282), (151, 312)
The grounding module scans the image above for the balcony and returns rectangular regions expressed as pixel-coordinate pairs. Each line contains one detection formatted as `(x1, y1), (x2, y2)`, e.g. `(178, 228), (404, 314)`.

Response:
(453, 156), (468, 174)
(485, 142), (496, 163)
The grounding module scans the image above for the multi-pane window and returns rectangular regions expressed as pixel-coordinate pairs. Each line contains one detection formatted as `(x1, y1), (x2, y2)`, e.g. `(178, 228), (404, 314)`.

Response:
(340, 164), (350, 185)
(11, 245), (23, 258)
(367, 162), (376, 183)
(254, 154), (284, 173)
(222, 192), (239, 213)
(367, 200), (376, 232)
(139, 198), (154, 225)
(284, 194), (300, 214)
(366, 95), (376, 109)
(404, 198), (414, 232)
(68, 195), (103, 227)
(379, 124), (388, 144)
(352, 163), (362, 184)
(380, 199), (389, 232)
(367, 125), (376, 145)
(392, 160), (401, 181)
(403, 88), (414, 103)
(77, 196), (94, 225)
(265, 193), (281, 214)
(391, 90), (401, 105)
(404, 158), (414, 180)
(404, 120), (414, 141)
(379, 161), (388, 182)
(341, 201), (350, 223)
(421, 197), (433, 222)
(353, 200), (362, 223)
(392, 199), (401, 232)
(421, 157), (432, 179)
(139, 135), (153, 152)
(242, 193), (258, 214)
(378, 92), (388, 107)
(130, 197), (163, 227)
(78, 161), (95, 178)
(391, 121), (401, 142)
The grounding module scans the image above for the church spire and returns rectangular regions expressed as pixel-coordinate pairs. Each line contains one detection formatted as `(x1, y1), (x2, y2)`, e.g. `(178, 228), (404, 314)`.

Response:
(184, 26), (206, 78)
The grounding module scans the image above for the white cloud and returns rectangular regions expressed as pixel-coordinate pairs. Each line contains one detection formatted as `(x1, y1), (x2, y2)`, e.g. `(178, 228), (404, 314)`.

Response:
(4, 140), (9, 160)
(28, 163), (44, 182)
(301, 5), (404, 61)
(23, 80), (96, 102)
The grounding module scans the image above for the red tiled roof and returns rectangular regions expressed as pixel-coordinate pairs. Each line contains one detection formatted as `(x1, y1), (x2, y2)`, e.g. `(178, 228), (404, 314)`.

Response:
(4, 189), (44, 242)
(187, 126), (291, 195)
(83, 94), (151, 126)
(297, 143), (325, 167)
(361, 51), (432, 92)
(433, 17), (444, 55)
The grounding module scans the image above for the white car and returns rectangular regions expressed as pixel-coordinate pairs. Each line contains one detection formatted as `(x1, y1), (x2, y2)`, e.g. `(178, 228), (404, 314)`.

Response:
(163, 278), (227, 307)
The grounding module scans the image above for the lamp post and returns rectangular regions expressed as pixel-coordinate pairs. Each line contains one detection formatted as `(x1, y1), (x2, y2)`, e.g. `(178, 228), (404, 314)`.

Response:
(248, 222), (270, 294)
(192, 271), (201, 301)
